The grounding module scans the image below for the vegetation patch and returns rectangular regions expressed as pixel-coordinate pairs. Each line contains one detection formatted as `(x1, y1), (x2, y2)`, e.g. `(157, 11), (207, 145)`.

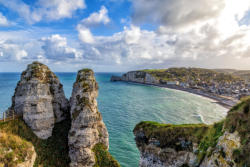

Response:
(196, 121), (224, 163)
(92, 143), (120, 167)
(224, 97), (250, 166)
(141, 68), (241, 83)
(134, 121), (209, 149)
(72, 109), (81, 120)
(0, 132), (34, 167)
(0, 116), (71, 167)
(134, 120), (225, 164)
(76, 69), (93, 82)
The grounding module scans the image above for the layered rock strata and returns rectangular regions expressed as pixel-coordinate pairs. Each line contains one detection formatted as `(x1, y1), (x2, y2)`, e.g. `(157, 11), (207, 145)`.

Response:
(68, 69), (109, 167)
(7, 62), (69, 139)
(111, 71), (159, 84)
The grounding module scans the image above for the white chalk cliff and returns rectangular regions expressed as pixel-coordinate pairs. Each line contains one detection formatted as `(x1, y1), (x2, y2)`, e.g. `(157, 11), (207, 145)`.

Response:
(7, 62), (69, 139)
(68, 69), (109, 167)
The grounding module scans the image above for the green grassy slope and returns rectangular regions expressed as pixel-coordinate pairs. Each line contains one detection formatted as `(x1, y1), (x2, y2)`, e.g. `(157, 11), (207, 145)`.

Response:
(0, 116), (120, 167)
(141, 68), (241, 83)
(134, 97), (250, 166)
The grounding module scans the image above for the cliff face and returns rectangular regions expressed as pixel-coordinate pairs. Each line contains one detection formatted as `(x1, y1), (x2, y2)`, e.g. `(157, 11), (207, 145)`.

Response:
(68, 69), (109, 167)
(8, 61), (69, 139)
(111, 71), (159, 84)
(134, 97), (250, 167)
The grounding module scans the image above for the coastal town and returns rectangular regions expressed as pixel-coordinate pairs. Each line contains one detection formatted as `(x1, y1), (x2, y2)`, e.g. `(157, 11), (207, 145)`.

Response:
(161, 79), (250, 100)
(111, 68), (250, 107)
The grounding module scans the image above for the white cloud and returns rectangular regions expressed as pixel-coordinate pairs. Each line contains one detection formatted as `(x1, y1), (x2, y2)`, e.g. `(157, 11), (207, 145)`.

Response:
(0, 40), (28, 61)
(41, 34), (83, 60)
(80, 6), (110, 27)
(0, 0), (86, 24)
(77, 25), (95, 44)
(78, 25), (174, 66)
(1, 0), (250, 71)
(131, 0), (225, 30)
(16, 50), (28, 61)
(76, 6), (110, 44)
(75, 0), (250, 70)
(124, 25), (141, 44)
(0, 13), (10, 26)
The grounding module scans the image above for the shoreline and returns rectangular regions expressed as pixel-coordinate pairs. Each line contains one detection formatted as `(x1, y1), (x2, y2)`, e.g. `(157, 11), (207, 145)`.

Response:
(117, 80), (239, 109)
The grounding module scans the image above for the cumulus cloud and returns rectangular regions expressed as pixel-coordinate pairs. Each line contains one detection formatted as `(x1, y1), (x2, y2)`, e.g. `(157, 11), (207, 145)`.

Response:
(80, 6), (110, 27)
(0, 40), (28, 61)
(1, 0), (250, 71)
(0, 12), (10, 26)
(74, 0), (250, 70)
(41, 34), (83, 61)
(77, 6), (110, 44)
(78, 25), (175, 66)
(77, 25), (95, 44)
(124, 25), (141, 44)
(127, 0), (250, 63)
(131, 0), (225, 29)
(0, 0), (85, 24)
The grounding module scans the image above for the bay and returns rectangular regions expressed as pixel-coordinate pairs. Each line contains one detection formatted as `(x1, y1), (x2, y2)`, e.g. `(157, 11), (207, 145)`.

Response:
(0, 72), (227, 167)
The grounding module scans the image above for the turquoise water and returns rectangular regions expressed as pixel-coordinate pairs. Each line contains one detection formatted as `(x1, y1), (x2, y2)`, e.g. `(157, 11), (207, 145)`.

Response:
(0, 73), (227, 167)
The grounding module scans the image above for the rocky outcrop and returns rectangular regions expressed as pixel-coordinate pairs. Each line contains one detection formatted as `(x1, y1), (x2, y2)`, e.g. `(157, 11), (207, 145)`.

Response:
(110, 76), (122, 82)
(111, 71), (159, 84)
(68, 69), (109, 167)
(134, 122), (209, 167)
(7, 62), (69, 139)
(134, 95), (250, 167)
(200, 131), (241, 167)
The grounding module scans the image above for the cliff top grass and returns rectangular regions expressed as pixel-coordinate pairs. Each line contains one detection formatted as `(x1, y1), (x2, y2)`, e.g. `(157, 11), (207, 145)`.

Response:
(0, 132), (34, 167)
(134, 120), (225, 164)
(140, 67), (241, 83)
(76, 68), (95, 83)
(0, 117), (71, 167)
(92, 143), (120, 167)
(78, 68), (93, 73)
(134, 121), (210, 148)
(21, 61), (58, 84)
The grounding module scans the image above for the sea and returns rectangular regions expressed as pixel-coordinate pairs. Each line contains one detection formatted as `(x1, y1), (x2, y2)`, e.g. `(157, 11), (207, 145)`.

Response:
(0, 72), (228, 167)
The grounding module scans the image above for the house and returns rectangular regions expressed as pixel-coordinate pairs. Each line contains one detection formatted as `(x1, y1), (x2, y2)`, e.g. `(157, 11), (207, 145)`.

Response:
(167, 81), (180, 85)
(180, 82), (189, 88)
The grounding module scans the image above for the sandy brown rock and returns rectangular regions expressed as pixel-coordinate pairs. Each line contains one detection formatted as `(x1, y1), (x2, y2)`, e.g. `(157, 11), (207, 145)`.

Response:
(68, 69), (109, 167)
(0, 132), (37, 167)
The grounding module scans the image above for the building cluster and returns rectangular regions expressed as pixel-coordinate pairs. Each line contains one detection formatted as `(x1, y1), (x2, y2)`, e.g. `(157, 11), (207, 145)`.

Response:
(162, 80), (250, 100)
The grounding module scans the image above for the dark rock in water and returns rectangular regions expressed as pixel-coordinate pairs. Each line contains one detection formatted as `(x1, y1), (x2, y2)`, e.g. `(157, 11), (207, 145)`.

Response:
(111, 71), (159, 84)
(110, 76), (122, 82)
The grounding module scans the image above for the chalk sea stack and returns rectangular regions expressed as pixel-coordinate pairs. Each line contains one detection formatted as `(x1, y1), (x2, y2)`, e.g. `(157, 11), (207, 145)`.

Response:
(7, 61), (69, 139)
(68, 69), (109, 167)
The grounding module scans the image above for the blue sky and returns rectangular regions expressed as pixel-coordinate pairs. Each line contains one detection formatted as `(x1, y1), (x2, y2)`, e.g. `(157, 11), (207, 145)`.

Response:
(0, 0), (250, 72)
